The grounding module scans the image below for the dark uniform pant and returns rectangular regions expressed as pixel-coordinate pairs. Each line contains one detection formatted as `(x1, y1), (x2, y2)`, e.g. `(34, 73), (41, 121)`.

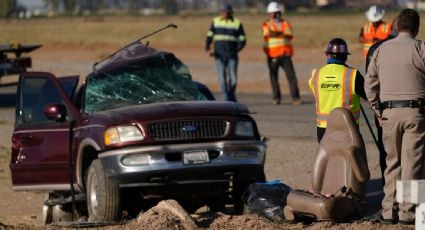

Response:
(381, 108), (425, 222)
(267, 55), (300, 102)
(374, 114), (387, 184)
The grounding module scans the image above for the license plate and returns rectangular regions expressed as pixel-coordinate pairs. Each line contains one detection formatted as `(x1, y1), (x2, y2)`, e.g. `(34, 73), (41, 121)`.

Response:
(183, 150), (210, 165)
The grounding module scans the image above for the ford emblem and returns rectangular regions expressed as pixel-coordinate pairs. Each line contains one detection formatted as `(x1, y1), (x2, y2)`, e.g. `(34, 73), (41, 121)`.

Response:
(182, 125), (197, 132)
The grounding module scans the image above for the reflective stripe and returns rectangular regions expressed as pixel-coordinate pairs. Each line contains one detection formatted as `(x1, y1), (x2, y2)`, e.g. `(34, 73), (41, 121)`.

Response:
(263, 38), (290, 47)
(313, 67), (321, 116)
(382, 24), (388, 33)
(214, 24), (240, 30)
(363, 43), (373, 48)
(213, 35), (239, 42)
(209, 17), (243, 42)
(343, 68), (353, 108)
(364, 24), (370, 33)
(213, 18), (241, 30)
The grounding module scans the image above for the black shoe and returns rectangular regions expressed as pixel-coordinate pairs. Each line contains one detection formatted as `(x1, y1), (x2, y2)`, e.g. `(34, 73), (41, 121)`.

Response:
(366, 213), (396, 225)
(398, 220), (415, 225)
(381, 218), (396, 225)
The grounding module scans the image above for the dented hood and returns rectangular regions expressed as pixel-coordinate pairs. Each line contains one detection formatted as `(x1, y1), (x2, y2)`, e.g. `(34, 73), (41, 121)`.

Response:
(95, 101), (250, 123)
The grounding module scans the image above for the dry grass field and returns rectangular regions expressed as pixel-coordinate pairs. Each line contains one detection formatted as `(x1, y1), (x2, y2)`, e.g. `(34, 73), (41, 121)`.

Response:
(2, 12), (415, 92)
(1, 12), (410, 52)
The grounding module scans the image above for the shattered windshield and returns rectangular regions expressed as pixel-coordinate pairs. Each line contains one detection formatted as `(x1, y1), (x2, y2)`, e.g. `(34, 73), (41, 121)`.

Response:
(84, 55), (207, 113)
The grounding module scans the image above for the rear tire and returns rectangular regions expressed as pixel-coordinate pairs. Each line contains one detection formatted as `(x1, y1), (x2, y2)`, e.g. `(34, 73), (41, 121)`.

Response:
(86, 159), (120, 222)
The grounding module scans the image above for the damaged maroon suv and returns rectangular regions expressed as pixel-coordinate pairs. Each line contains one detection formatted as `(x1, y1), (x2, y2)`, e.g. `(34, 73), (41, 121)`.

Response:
(10, 42), (266, 223)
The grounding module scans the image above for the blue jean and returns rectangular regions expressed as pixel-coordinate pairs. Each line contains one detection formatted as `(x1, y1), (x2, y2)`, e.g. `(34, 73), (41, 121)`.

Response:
(215, 58), (238, 102)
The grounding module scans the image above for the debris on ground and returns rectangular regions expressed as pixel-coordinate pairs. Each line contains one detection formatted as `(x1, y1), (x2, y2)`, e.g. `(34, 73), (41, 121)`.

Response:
(136, 199), (197, 230)
(208, 213), (276, 230)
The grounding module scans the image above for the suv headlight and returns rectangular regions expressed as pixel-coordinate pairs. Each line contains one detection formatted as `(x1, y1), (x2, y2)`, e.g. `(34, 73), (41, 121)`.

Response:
(235, 121), (254, 137)
(104, 125), (144, 146)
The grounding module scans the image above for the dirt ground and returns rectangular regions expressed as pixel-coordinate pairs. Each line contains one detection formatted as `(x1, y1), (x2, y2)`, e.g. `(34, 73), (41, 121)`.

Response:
(0, 45), (415, 229)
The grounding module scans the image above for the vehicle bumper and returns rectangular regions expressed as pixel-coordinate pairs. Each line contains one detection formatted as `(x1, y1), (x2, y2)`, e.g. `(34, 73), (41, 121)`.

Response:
(98, 140), (266, 187)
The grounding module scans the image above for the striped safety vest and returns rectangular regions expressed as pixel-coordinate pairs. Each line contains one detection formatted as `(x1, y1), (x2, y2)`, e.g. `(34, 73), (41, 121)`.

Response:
(361, 21), (392, 57)
(206, 16), (246, 59)
(262, 19), (293, 57)
(309, 64), (361, 128)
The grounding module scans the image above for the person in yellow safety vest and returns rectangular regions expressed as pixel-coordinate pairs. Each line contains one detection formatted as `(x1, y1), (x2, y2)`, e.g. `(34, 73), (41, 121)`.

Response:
(205, 4), (246, 102)
(309, 38), (367, 142)
(359, 5), (392, 58)
(262, 1), (301, 106)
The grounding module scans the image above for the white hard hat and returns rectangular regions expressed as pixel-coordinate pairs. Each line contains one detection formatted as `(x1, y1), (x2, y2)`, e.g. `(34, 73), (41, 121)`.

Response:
(366, 5), (385, 22)
(267, 2), (284, 13)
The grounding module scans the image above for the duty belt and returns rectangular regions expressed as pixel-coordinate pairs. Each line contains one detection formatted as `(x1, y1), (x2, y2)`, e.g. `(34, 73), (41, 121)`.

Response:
(381, 99), (425, 110)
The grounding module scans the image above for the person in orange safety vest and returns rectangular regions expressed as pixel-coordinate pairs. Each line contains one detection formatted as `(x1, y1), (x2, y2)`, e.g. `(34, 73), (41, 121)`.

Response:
(359, 5), (392, 58)
(262, 1), (301, 106)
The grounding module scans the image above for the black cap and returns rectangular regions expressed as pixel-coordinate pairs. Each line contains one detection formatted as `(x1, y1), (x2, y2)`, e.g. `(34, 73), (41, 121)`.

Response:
(220, 4), (233, 13)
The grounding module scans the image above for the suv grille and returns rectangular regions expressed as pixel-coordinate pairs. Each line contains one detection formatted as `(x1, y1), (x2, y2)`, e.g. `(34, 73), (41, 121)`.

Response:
(149, 120), (228, 140)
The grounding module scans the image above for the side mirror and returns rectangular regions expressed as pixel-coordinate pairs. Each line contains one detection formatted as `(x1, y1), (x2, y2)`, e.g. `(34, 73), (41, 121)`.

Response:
(44, 104), (67, 122)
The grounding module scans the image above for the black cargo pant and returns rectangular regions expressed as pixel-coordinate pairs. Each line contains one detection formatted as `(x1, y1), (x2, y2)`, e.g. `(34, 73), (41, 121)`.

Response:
(267, 55), (300, 102)
(375, 115), (387, 184)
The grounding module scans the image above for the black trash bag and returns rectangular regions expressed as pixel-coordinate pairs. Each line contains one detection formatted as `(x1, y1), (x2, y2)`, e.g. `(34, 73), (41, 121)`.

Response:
(242, 180), (292, 222)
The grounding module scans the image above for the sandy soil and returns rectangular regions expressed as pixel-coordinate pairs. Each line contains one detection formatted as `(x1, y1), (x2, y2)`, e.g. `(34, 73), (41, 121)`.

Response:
(0, 45), (415, 229)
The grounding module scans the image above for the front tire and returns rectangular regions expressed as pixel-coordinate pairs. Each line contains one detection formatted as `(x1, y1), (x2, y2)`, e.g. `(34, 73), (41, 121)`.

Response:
(86, 159), (120, 222)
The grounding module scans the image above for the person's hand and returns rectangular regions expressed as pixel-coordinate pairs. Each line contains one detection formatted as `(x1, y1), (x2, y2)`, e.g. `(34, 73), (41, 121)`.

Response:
(269, 31), (283, 37)
(205, 48), (214, 57)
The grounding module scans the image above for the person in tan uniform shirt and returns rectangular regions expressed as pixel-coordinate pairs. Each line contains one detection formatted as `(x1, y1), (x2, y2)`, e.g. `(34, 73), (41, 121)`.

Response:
(365, 8), (425, 225)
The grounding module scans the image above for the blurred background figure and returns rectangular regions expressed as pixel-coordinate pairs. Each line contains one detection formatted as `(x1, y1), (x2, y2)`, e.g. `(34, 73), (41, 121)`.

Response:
(358, 5), (392, 58)
(262, 1), (301, 106)
(205, 4), (246, 102)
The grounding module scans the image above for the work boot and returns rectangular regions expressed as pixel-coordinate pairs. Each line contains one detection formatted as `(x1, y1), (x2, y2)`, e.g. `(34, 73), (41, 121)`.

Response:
(366, 212), (396, 225)
(292, 98), (303, 106)
(272, 99), (281, 105)
(398, 220), (415, 225)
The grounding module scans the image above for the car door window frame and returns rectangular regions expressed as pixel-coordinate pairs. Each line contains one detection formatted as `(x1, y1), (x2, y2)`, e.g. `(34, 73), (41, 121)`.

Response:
(15, 72), (80, 127)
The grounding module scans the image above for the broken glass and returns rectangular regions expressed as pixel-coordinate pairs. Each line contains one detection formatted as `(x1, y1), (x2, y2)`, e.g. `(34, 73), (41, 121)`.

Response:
(84, 55), (207, 113)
